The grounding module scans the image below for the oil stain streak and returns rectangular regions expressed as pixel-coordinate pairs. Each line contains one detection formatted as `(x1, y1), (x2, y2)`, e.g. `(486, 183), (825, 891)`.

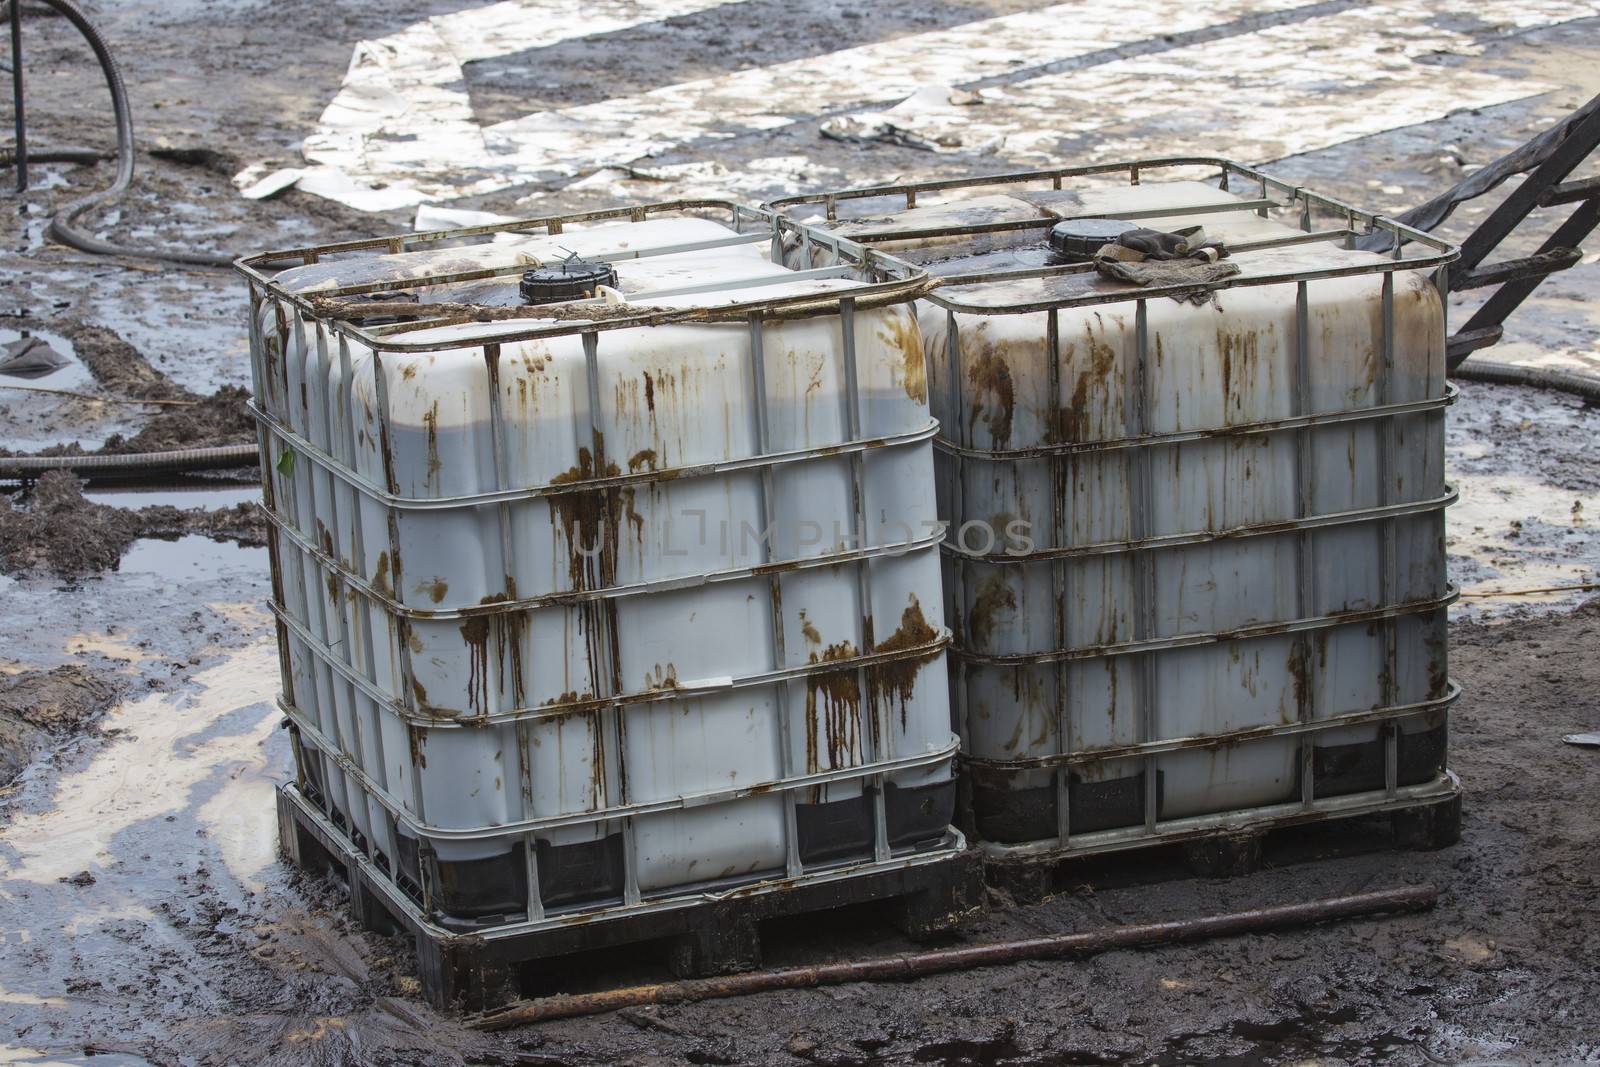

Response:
(966, 341), (1015, 447)
(868, 595), (940, 733)
(877, 307), (928, 404)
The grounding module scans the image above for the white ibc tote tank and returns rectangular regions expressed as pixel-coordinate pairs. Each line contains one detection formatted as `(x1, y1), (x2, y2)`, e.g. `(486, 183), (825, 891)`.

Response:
(240, 204), (960, 926)
(776, 160), (1460, 857)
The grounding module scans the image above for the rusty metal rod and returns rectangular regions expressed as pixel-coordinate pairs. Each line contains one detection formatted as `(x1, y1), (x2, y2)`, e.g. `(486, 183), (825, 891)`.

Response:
(468, 884), (1437, 1030)
(308, 281), (942, 329)
(8, 0), (24, 193)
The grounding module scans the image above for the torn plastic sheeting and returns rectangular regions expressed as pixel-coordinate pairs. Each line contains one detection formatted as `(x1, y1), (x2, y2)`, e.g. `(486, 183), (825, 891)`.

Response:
(0, 337), (71, 380)
(270, 0), (1316, 208)
(814, 1), (1583, 164)
(412, 204), (517, 232)
(819, 85), (994, 153)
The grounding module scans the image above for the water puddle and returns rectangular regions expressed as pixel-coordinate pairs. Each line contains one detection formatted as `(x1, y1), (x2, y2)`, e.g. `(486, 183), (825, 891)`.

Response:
(0, 329), (94, 394)
(118, 535), (267, 588)
(0, 1048), (158, 1067)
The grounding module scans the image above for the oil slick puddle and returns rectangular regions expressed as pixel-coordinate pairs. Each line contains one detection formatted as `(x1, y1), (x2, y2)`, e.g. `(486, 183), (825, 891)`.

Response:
(1447, 381), (1599, 618)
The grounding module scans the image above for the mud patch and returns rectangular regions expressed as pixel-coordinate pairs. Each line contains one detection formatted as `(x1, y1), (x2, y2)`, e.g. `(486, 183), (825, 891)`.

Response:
(0, 665), (118, 785)
(49, 318), (191, 403)
(0, 470), (267, 579)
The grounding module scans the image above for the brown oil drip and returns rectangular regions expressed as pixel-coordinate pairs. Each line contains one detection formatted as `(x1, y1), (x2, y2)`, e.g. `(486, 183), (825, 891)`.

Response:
(547, 436), (631, 808)
(1056, 328), (1120, 445)
(967, 573), (1016, 649)
(805, 641), (862, 785)
(868, 595), (940, 733)
(421, 400), (442, 487)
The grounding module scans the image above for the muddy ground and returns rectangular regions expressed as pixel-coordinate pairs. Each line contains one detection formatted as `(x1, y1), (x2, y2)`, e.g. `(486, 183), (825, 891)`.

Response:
(3, 0), (1600, 1064)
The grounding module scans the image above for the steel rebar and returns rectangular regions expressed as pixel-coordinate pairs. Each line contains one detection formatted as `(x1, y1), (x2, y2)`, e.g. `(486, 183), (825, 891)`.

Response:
(468, 884), (1438, 1029)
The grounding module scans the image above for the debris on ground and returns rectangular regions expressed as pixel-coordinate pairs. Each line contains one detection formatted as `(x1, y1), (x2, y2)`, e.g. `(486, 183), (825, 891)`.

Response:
(0, 335), (71, 380)
(820, 84), (995, 152)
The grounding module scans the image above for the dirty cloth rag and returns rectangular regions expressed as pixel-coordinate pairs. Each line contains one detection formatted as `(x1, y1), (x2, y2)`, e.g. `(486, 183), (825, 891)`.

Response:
(0, 336), (70, 380)
(1093, 225), (1238, 302)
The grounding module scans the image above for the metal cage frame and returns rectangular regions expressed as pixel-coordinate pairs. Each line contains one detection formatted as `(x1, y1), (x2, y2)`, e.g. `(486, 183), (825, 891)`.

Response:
(236, 200), (965, 937)
(775, 157), (1463, 859)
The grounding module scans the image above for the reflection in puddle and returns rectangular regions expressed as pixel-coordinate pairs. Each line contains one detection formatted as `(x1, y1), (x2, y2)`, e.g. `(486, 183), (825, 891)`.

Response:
(119, 535), (267, 585)
(0, 1047), (159, 1067)
(83, 483), (261, 512)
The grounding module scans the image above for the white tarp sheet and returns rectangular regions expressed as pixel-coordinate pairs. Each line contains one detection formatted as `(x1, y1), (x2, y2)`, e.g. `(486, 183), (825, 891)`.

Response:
(249, 0), (1599, 212)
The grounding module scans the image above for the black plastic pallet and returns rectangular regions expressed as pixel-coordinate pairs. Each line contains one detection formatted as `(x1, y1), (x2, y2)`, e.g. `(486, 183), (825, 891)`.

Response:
(974, 784), (1462, 905)
(276, 783), (984, 1012)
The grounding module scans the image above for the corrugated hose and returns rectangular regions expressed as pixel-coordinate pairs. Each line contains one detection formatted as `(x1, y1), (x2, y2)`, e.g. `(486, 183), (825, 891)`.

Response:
(1450, 359), (1600, 402)
(0, 445), (260, 480)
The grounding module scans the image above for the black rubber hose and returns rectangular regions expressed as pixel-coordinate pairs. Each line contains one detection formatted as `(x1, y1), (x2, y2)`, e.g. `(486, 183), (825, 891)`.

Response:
(1, 146), (110, 166)
(4, 0), (235, 268)
(0, 444), (260, 480)
(1452, 360), (1600, 402)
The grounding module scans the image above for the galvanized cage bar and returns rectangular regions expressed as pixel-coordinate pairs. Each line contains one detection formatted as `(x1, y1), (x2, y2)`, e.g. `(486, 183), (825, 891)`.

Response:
(943, 307), (972, 824)
(1046, 308), (1072, 847)
(746, 311), (805, 881)
(1292, 280), (1317, 809)
(1131, 299), (1158, 831)
(837, 297), (892, 862)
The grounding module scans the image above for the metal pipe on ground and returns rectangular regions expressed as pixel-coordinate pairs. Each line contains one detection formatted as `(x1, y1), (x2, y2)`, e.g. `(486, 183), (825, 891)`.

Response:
(468, 884), (1438, 1030)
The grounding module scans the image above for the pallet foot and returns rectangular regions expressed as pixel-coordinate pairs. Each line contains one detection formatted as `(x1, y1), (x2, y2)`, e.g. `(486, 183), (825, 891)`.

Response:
(415, 935), (517, 1013)
(887, 850), (984, 938)
(347, 864), (401, 936)
(986, 859), (1056, 905)
(1391, 792), (1461, 851)
(1182, 832), (1266, 878)
(277, 786), (337, 877)
(668, 903), (762, 978)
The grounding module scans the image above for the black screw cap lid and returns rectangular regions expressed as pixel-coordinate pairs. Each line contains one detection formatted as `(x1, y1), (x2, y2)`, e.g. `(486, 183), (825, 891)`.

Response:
(519, 257), (619, 305)
(1047, 218), (1137, 262)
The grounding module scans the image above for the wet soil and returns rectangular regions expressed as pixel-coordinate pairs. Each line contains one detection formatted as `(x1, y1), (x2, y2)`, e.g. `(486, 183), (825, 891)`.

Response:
(0, 469), (267, 579)
(0, 665), (118, 785)
(49, 318), (191, 403)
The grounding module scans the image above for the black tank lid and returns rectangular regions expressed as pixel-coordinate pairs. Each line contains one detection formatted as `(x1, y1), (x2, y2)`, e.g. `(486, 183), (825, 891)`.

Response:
(1047, 218), (1137, 262)
(519, 256), (619, 305)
